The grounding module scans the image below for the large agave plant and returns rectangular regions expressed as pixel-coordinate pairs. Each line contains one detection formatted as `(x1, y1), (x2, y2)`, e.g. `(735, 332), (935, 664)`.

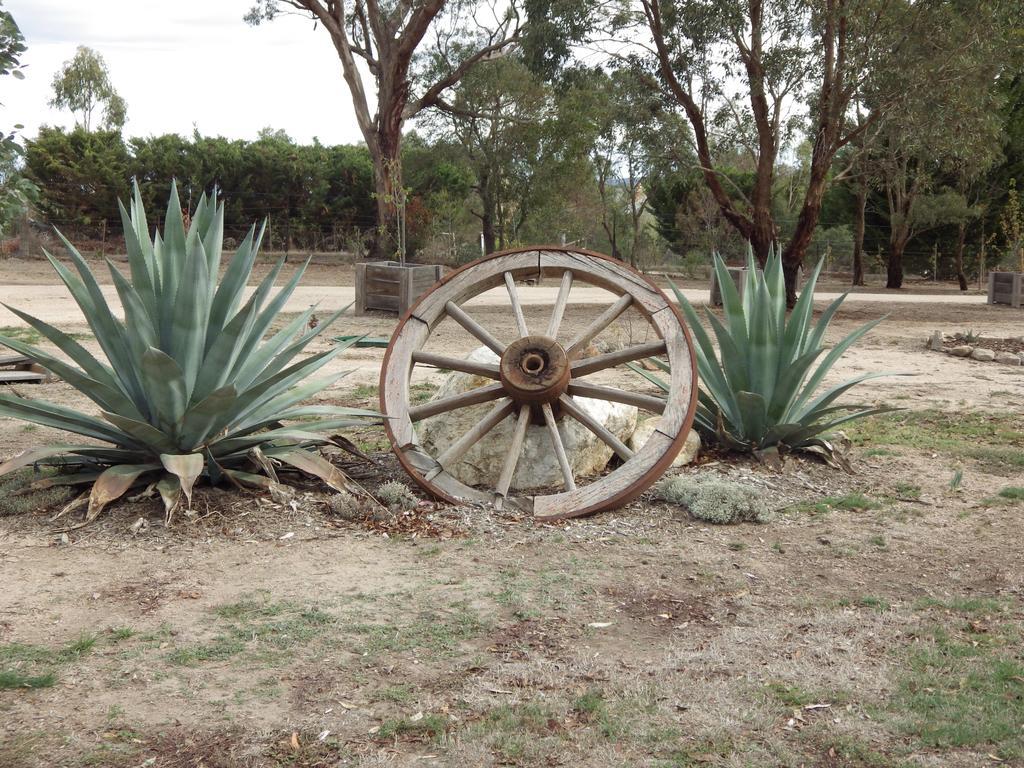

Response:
(631, 248), (898, 458)
(0, 183), (376, 521)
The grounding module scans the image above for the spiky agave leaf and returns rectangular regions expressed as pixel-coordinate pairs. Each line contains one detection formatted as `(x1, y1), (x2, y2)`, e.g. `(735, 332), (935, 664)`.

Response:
(633, 245), (905, 457)
(0, 182), (379, 520)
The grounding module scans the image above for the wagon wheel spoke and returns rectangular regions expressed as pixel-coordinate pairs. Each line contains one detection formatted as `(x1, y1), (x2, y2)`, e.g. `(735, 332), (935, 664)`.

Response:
(412, 350), (501, 380)
(564, 293), (633, 359)
(566, 382), (666, 414)
(504, 272), (530, 338)
(445, 300), (505, 355)
(546, 270), (574, 340)
(495, 403), (531, 510)
(542, 402), (576, 491)
(558, 394), (634, 462)
(570, 339), (668, 377)
(434, 398), (515, 472)
(408, 382), (505, 422)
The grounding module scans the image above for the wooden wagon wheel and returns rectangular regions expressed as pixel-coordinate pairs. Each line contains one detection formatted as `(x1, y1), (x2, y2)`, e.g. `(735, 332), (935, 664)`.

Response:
(379, 246), (698, 520)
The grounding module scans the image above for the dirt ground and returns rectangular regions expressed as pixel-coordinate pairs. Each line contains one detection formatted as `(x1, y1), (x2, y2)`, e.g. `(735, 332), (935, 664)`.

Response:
(1, 256), (1023, 767)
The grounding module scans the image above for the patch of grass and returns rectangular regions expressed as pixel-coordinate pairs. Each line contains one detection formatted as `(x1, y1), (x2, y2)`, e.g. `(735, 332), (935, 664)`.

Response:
(893, 482), (921, 500)
(793, 493), (879, 516)
(914, 597), (1010, 615)
(376, 684), (415, 703)
(350, 383), (378, 400)
(166, 636), (246, 666)
(349, 603), (485, 656)
(376, 713), (448, 741)
(168, 595), (336, 666)
(764, 681), (839, 708)
(657, 734), (737, 767)
(408, 382), (438, 404)
(108, 627), (136, 642)
(0, 670), (56, 689)
(894, 623), (1024, 758)
(0, 634), (97, 690)
(846, 410), (1024, 472)
(997, 486), (1024, 501)
(863, 448), (897, 457)
(0, 468), (75, 517)
(857, 595), (891, 612)
(0, 326), (44, 344)
(868, 534), (887, 549)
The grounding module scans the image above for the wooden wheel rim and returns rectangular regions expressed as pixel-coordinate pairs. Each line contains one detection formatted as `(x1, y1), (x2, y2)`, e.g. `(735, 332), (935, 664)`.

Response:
(379, 246), (698, 520)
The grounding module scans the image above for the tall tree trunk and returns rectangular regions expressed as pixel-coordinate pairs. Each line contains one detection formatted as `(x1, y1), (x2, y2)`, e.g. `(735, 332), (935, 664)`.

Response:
(851, 176), (868, 286)
(887, 226), (909, 289)
(369, 112), (404, 261)
(954, 221), (969, 291)
(782, 164), (829, 305)
(480, 196), (497, 255)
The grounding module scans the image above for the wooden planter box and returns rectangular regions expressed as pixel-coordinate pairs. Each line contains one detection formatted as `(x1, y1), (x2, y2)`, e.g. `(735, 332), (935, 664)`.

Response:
(354, 261), (445, 315)
(987, 271), (1023, 308)
(709, 266), (748, 306)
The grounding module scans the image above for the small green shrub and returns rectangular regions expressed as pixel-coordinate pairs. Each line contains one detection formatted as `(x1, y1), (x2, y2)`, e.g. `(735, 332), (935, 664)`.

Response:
(654, 476), (772, 524)
(376, 480), (417, 510)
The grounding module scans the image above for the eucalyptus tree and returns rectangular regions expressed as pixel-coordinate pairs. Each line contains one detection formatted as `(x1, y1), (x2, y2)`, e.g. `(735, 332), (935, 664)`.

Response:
(422, 56), (597, 253)
(631, 0), (935, 303)
(246, 0), (523, 259)
(862, 0), (1011, 288)
(49, 46), (127, 132)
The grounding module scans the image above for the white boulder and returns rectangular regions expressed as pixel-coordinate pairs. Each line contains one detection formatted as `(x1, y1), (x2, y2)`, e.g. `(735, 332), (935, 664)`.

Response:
(628, 417), (701, 467)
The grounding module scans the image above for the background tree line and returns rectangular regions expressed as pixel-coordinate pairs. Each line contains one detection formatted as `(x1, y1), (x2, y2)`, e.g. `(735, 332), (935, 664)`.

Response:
(3, 0), (1024, 290)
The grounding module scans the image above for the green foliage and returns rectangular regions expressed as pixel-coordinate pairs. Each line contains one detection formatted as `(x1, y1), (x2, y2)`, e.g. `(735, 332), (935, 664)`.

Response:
(0, 2), (31, 235)
(0, 183), (377, 521)
(654, 248), (898, 453)
(26, 127), (376, 244)
(49, 46), (126, 131)
(0, 3), (26, 82)
(896, 624), (1024, 757)
(24, 126), (131, 233)
(653, 476), (772, 524)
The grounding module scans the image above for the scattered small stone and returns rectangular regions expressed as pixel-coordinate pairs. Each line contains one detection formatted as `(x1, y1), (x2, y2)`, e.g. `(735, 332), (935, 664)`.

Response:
(948, 345), (973, 357)
(970, 348), (996, 362)
(994, 351), (1021, 366)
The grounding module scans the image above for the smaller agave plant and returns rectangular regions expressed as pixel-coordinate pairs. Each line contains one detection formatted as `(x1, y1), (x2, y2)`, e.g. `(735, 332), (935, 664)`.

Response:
(0, 182), (377, 521)
(630, 247), (900, 460)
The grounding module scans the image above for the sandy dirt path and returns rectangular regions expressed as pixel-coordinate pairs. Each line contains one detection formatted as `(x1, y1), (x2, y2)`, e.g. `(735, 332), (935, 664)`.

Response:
(0, 282), (989, 328)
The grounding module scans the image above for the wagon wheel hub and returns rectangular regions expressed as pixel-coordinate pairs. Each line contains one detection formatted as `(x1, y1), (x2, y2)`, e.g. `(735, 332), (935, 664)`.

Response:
(499, 335), (570, 406)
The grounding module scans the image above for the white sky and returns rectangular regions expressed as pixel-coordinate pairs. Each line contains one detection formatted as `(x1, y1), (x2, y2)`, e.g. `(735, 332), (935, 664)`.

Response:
(3, 0), (368, 145)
